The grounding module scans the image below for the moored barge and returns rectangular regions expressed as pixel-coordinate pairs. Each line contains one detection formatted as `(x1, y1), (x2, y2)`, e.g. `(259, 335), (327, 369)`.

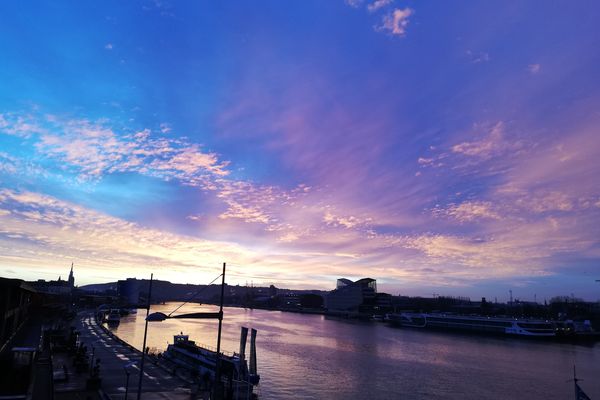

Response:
(386, 312), (556, 337)
(163, 326), (260, 398)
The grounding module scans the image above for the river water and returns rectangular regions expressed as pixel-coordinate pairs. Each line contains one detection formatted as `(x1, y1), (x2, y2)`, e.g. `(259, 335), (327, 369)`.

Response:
(105, 303), (600, 399)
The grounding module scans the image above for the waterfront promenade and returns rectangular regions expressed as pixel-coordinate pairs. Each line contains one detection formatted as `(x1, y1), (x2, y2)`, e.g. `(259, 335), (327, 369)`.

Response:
(74, 311), (191, 399)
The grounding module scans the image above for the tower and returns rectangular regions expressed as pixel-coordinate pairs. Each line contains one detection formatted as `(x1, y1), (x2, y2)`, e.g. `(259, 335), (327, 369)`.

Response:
(68, 263), (75, 287)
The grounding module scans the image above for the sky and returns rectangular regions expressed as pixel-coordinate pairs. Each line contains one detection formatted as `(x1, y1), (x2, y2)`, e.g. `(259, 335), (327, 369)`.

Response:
(0, 1), (599, 301)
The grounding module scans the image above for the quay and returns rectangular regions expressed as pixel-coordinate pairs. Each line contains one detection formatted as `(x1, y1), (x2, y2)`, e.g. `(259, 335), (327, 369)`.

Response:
(71, 311), (193, 399)
(44, 311), (195, 400)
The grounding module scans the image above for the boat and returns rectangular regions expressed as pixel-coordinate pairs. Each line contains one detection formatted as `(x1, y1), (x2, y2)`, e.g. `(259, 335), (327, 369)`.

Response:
(555, 319), (600, 342)
(163, 326), (260, 398)
(386, 312), (556, 337)
(106, 309), (121, 325)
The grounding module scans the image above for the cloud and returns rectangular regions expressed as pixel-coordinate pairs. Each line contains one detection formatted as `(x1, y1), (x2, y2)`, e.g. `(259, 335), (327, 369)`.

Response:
(345, 0), (364, 8)
(142, 0), (175, 17)
(528, 64), (541, 74)
(451, 122), (507, 158)
(159, 123), (171, 133)
(433, 201), (501, 222)
(0, 188), (268, 283)
(402, 213), (596, 279)
(418, 121), (527, 176)
(375, 8), (413, 37)
(1, 113), (229, 181)
(521, 191), (574, 213)
(104, 43), (113, 50)
(0, 188), (439, 287)
(3, 101), (600, 292)
(150, 145), (229, 177)
(367, 0), (393, 13)
(466, 50), (490, 64)
(0, 113), (46, 137)
(323, 211), (371, 229)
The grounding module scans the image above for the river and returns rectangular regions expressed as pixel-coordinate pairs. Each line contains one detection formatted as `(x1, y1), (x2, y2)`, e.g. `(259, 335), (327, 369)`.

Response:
(105, 303), (600, 399)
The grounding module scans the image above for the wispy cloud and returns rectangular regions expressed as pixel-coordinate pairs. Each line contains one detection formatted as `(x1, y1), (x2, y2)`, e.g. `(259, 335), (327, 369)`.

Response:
(433, 201), (501, 222)
(418, 121), (527, 175)
(344, 0), (364, 8)
(451, 122), (509, 159)
(367, 0), (393, 13)
(528, 63), (541, 74)
(0, 188), (444, 287)
(466, 50), (490, 64)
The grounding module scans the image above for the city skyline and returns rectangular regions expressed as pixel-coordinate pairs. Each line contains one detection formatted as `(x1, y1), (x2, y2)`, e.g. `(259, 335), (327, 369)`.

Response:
(1, 1), (600, 301)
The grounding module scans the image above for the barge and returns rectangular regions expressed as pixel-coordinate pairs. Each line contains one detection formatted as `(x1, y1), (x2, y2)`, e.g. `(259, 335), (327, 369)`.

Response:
(163, 326), (260, 398)
(386, 312), (556, 337)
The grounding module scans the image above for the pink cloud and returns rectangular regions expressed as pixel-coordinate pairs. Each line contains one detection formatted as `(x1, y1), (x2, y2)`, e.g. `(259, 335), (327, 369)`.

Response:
(433, 201), (501, 222)
(3, 114), (229, 182)
(375, 8), (413, 37)
(451, 122), (508, 158)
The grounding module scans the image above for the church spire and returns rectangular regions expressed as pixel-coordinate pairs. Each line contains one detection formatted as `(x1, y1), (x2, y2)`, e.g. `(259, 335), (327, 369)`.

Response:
(68, 262), (75, 287)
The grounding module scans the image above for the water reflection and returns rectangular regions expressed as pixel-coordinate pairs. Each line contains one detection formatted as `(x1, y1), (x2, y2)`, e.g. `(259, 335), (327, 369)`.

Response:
(107, 303), (600, 400)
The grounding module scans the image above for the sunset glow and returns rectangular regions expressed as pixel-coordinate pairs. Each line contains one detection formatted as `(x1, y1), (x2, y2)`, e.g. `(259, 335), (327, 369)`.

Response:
(1, 1), (599, 300)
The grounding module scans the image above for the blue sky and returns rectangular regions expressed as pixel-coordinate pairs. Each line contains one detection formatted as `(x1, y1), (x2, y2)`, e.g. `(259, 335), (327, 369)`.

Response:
(1, 1), (600, 301)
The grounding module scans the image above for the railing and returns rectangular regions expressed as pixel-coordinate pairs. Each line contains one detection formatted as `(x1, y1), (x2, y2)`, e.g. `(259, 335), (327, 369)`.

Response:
(181, 341), (236, 358)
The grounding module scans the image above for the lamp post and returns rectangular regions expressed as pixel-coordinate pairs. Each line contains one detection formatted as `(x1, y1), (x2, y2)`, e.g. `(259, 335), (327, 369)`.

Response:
(137, 273), (154, 400)
(89, 345), (95, 375)
(124, 361), (136, 400)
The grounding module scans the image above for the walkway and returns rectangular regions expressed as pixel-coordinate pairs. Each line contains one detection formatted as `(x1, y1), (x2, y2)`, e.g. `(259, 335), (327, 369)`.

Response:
(75, 312), (192, 399)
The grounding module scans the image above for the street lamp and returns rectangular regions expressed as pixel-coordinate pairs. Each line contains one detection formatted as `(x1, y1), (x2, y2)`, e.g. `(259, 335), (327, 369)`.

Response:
(124, 361), (136, 400)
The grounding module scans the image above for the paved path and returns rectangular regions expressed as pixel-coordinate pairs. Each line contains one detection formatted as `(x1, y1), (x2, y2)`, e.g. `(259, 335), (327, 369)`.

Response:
(76, 312), (192, 399)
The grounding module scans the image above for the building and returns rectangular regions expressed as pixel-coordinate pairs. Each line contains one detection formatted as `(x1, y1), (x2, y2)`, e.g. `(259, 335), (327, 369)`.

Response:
(0, 278), (35, 355)
(325, 278), (377, 312)
(28, 264), (75, 296)
(117, 278), (140, 306)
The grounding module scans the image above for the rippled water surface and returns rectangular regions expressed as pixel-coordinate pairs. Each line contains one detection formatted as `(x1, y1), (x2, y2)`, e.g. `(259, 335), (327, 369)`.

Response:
(106, 303), (600, 399)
